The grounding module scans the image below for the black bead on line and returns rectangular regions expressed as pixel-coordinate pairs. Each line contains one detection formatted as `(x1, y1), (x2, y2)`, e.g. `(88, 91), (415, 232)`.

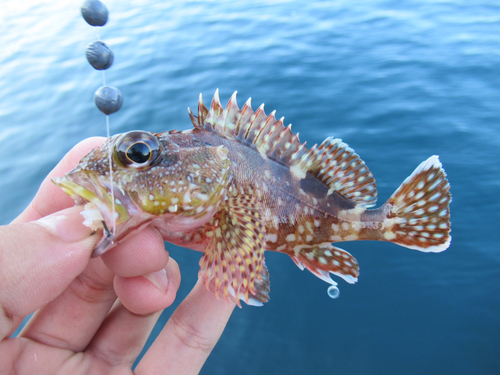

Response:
(81, 0), (108, 27)
(95, 86), (123, 115)
(86, 41), (114, 70)
(81, 0), (123, 115)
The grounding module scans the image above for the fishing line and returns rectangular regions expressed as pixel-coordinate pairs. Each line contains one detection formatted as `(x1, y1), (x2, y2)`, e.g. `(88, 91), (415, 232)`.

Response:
(106, 114), (116, 238)
(96, 30), (116, 240)
(98, 41), (115, 238)
(92, 31), (116, 239)
(82, 0), (123, 240)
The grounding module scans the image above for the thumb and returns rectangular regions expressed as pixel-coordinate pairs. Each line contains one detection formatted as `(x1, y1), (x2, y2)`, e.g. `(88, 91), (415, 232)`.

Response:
(0, 206), (100, 333)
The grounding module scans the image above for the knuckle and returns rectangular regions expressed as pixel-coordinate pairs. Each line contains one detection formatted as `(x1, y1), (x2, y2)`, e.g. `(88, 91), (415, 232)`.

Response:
(169, 313), (216, 354)
(67, 272), (114, 305)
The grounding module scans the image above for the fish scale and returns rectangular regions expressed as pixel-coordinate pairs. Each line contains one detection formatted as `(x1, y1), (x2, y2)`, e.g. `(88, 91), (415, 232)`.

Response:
(53, 90), (452, 306)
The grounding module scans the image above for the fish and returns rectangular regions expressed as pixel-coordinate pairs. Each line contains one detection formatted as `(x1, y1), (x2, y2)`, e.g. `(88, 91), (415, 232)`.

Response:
(53, 90), (452, 306)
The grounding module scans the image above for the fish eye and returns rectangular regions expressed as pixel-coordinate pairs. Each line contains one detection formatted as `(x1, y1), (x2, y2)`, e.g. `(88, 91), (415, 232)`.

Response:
(115, 131), (161, 168)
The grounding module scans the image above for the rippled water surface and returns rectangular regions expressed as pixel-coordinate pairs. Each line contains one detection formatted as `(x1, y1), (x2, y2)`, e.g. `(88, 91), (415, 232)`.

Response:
(1, 1), (499, 374)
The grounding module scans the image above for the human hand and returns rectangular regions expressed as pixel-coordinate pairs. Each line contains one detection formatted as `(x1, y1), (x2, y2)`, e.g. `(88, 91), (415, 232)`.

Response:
(0, 137), (235, 374)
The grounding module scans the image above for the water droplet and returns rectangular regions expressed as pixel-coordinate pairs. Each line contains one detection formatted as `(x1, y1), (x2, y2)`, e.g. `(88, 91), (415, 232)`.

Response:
(327, 285), (340, 299)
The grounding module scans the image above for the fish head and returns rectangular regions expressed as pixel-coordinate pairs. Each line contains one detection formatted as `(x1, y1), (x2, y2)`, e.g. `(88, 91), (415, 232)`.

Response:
(53, 130), (230, 256)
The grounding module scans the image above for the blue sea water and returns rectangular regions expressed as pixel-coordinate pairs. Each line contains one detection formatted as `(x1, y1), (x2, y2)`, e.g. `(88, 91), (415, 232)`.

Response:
(1, 0), (499, 374)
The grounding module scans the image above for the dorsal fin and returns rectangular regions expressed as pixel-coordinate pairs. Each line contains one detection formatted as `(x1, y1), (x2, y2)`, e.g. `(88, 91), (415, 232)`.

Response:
(188, 90), (377, 206)
(312, 138), (377, 206)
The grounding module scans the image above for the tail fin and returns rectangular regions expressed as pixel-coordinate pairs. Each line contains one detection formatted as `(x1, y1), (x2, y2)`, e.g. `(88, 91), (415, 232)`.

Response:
(382, 155), (451, 252)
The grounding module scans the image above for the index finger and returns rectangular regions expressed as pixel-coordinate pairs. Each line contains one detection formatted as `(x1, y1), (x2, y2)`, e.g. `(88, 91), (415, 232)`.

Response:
(13, 137), (105, 224)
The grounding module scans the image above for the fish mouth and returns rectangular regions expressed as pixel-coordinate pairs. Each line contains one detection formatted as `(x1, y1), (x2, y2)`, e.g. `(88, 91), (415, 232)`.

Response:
(53, 172), (149, 257)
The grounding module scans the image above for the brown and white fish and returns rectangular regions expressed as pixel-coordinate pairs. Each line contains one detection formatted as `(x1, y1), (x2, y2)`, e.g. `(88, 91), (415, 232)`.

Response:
(53, 91), (452, 306)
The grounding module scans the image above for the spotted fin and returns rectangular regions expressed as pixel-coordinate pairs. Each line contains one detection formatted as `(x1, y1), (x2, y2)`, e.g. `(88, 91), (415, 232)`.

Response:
(382, 156), (451, 252)
(198, 195), (269, 307)
(238, 262), (270, 307)
(189, 90), (377, 206)
(288, 244), (359, 285)
(188, 90), (302, 162)
(294, 137), (378, 207)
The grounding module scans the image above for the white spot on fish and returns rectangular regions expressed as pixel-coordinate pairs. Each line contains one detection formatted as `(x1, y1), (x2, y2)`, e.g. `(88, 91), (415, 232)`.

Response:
(266, 233), (278, 243)
(196, 193), (210, 201)
(290, 164), (307, 179)
(286, 234), (296, 242)
(384, 231), (396, 240)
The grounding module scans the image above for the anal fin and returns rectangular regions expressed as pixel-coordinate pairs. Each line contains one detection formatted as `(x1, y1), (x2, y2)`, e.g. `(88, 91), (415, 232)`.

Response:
(289, 244), (359, 285)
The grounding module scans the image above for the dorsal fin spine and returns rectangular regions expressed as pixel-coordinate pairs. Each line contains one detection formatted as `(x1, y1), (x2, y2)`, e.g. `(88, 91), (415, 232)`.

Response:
(261, 115), (282, 146)
(198, 93), (207, 125)
(264, 117), (286, 155)
(222, 91), (239, 136)
(271, 122), (292, 158)
(244, 104), (267, 143)
(188, 93), (207, 127)
(188, 107), (196, 126)
(290, 141), (308, 162)
(254, 111), (277, 147)
(235, 97), (253, 136)
(298, 144), (318, 170)
(278, 130), (300, 160)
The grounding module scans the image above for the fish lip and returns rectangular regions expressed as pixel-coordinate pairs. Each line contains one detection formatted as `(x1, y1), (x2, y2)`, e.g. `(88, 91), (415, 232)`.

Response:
(53, 173), (122, 222)
(52, 172), (136, 255)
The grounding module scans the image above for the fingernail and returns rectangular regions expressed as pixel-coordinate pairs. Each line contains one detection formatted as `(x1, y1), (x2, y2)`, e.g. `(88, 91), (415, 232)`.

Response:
(143, 268), (169, 294)
(36, 206), (96, 243)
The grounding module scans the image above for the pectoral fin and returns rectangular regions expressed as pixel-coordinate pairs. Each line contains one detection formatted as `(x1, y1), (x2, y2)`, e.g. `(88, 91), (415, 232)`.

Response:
(198, 195), (269, 307)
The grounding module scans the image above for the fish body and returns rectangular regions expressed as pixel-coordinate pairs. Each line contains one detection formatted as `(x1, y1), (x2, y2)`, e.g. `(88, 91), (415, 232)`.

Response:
(54, 91), (451, 306)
